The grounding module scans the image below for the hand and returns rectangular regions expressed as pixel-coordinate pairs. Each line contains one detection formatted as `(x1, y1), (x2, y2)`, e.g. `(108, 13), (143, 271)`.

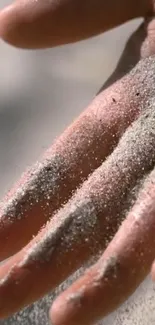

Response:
(0, 1), (155, 325)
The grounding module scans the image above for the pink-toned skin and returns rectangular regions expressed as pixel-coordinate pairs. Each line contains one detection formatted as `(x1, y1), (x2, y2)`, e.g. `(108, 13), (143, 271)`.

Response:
(0, 1), (155, 325)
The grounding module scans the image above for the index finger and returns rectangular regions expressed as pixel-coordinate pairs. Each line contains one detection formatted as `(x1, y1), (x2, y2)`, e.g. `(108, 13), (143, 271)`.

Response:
(0, 0), (151, 49)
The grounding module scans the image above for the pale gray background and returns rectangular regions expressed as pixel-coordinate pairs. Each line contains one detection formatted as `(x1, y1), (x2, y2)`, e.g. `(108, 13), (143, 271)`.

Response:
(0, 1), (155, 324)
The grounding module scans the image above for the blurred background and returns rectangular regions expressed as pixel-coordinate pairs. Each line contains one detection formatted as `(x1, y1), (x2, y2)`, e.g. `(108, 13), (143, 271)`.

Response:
(0, 1), (155, 324)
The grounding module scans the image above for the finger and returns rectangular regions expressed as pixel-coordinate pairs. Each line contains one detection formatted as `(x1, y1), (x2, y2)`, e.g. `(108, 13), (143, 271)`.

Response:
(0, 99), (155, 318)
(51, 165), (155, 325)
(1, 21), (154, 261)
(0, 51), (149, 262)
(0, 0), (151, 49)
(0, 82), (128, 260)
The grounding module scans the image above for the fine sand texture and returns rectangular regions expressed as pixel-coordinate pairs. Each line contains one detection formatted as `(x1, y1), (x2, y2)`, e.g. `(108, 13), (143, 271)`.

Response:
(0, 5), (155, 324)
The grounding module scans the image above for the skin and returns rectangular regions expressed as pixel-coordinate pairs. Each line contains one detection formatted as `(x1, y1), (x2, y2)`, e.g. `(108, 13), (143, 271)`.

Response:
(1, 1), (155, 325)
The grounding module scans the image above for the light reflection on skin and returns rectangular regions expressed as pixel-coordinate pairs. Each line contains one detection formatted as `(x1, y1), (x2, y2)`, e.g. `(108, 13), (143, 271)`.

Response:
(0, 1), (155, 324)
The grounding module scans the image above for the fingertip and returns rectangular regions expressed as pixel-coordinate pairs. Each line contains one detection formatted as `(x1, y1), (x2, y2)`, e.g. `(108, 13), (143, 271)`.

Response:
(0, 4), (23, 48)
(0, 5), (14, 41)
(0, 2), (43, 49)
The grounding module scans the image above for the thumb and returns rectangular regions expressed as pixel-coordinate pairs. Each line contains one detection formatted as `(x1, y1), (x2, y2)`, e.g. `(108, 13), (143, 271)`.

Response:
(0, 0), (152, 50)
